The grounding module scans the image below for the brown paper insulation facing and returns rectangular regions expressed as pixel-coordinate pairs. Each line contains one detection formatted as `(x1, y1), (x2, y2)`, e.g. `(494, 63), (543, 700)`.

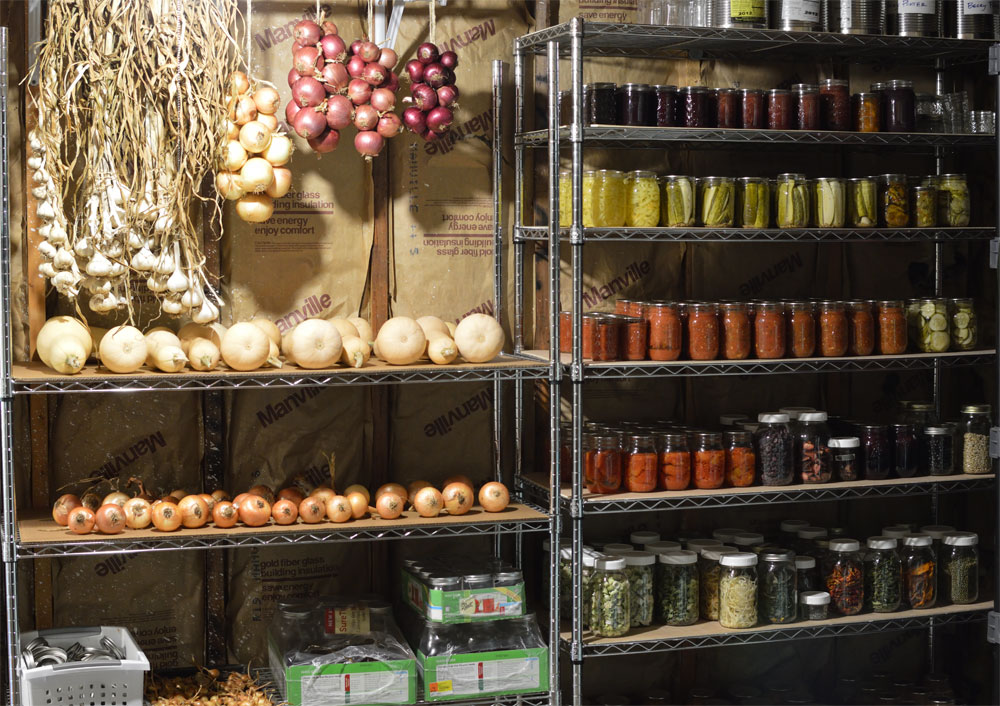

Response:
(225, 386), (371, 664)
(49, 393), (206, 668)
(223, 2), (372, 328)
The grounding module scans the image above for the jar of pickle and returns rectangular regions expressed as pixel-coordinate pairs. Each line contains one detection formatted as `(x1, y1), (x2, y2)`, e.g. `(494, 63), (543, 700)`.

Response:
(787, 302), (816, 358)
(759, 550), (797, 624)
(585, 83), (617, 125)
(625, 170), (660, 227)
(818, 301), (848, 357)
(877, 174), (909, 227)
(646, 301), (683, 361)
(720, 302), (752, 360)
(959, 404), (991, 475)
(892, 423), (919, 477)
(768, 89), (792, 130)
(755, 413), (794, 486)
(678, 86), (708, 128)
(847, 177), (877, 227)
(616, 83), (655, 126)
(582, 170), (597, 227)
(864, 536), (902, 613)
(820, 78), (850, 131)
(737, 177), (770, 228)
(585, 433), (623, 494)
(716, 88), (739, 129)
(582, 312), (599, 359)
(948, 298), (977, 350)
(719, 553), (759, 628)
(878, 299), (908, 354)
(797, 412), (832, 483)
(912, 298), (950, 353)
(830, 436), (860, 481)
(901, 534), (936, 609)
(847, 301), (875, 356)
(687, 302), (719, 360)
(857, 424), (890, 480)
(660, 175), (696, 227)
(755, 302), (786, 359)
(693, 432), (725, 489)
(814, 177), (846, 228)
(593, 315), (623, 361)
(558, 170), (572, 228)
(699, 546), (739, 621)
(625, 434), (658, 492)
(792, 83), (820, 130)
(934, 174), (970, 226)
(594, 169), (626, 227)
(921, 426), (954, 476)
(824, 538), (864, 615)
(591, 556), (631, 637)
(724, 430), (756, 487)
(653, 85), (677, 127)
(657, 550), (699, 626)
(776, 173), (809, 228)
(912, 185), (937, 227)
(658, 432), (691, 490)
(581, 549), (599, 629)
(942, 532), (979, 605)
(853, 92), (881, 132)
(741, 88), (766, 129)
(623, 550), (656, 627)
(699, 177), (735, 227)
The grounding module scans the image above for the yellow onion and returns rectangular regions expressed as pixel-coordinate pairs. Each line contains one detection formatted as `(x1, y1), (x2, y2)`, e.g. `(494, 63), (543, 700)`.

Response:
(236, 194), (274, 223)
(239, 120), (272, 154)
(234, 95), (258, 125)
(221, 140), (248, 171)
(263, 134), (293, 166)
(266, 168), (292, 199)
(215, 171), (246, 201)
(240, 157), (274, 193)
(257, 113), (279, 132)
(230, 70), (251, 95)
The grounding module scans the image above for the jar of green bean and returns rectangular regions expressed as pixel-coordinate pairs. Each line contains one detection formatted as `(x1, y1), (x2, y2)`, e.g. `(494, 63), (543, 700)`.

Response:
(942, 532), (978, 605)
(719, 552), (759, 628)
(623, 550), (655, 627)
(698, 546), (739, 621)
(864, 536), (902, 613)
(582, 549), (599, 630)
(591, 556), (631, 637)
(657, 550), (699, 626)
(759, 550), (797, 624)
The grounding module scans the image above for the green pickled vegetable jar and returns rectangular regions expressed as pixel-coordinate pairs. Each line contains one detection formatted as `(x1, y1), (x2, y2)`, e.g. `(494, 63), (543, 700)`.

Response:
(942, 532), (979, 605)
(660, 175), (696, 227)
(719, 552), (759, 628)
(699, 176), (735, 227)
(775, 173), (809, 228)
(933, 174), (971, 227)
(877, 174), (909, 227)
(558, 170), (572, 228)
(582, 549), (599, 630)
(594, 169), (626, 228)
(948, 298), (977, 351)
(736, 177), (770, 228)
(625, 171), (660, 228)
(623, 550), (655, 627)
(591, 555), (631, 637)
(847, 177), (877, 228)
(864, 536), (902, 613)
(814, 178), (846, 228)
(912, 298), (950, 353)
(912, 185), (937, 227)
(658, 550), (699, 626)
(582, 170), (597, 227)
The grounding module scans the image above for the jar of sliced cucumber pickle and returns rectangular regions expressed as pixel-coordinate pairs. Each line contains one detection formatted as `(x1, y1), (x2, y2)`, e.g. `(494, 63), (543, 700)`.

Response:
(660, 175), (696, 227)
(623, 550), (655, 627)
(848, 177), (877, 227)
(911, 298), (951, 353)
(776, 173), (810, 228)
(814, 178), (846, 228)
(700, 177), (735, 227)
(591, 556), (631, 637)
(948, 298), (977, 351)
(737, 177), (770, 228)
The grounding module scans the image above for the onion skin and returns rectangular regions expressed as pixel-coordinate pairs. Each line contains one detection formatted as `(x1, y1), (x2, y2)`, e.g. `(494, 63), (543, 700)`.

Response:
(123, 498), (152, 529)
(299, 496), (325, 523)
(319, 34), (347, 62)
(310, 487), (335, 505)
(294, 19), (322, 45)
(407, 480), (432, 503)
(440, 50), (459, 69)
(478, 482), (510, 512)
(287, 68), (302, 88)
(81, 492), (101, 512)
(357, 41), (380, 62)
(253, 86), (281, 115)
(362, 62), (386, 87)
(68, 507), (96, 535)
(375, 483), (409, 505)
(285, 100), (301, 126)
(422, 129), (441, 142)
(411, 82), (438, 111)
(350, 39), (363, 56)
(249, 484), (276, 505)
(231, 70), (251, 94)
(293, 46), (323, 76)
(198, 493), (216, 514)
(272, 499), (299, 525)
(378, 48), (398, 69)
(377, 113), (404, 139)
(212, 501), (238, 528)
(347, 78), (372, 106)
(354, 130), (385, 158)
(412, 487), (444, 518)
(231, 492), (253, 510)
(346, 491), (369, 519)
(211, 489), (231, 503)
(292, 77), (326, 108)
(353, 104), (379, 132)
(342, 484), (370, 503)
(426, 106), (453, 134)
(443, 474), (475, 488)
(402, 107), (427, 134)
(405, 60), (424, 83)
(417, 42), (440, 64)
(347, 54), (367, 79)
(103, 491), (129, 507)
(326, 95), (354, 130)
(308, 128), (341, 153)
(380, 70), (400, 93)
(292, 107), (327, 140)
(321, 62), (351, 93)
(52, 494), (81, 526)
(278, 487), (305, 505)
(437, 84), (459, 109)
(423, 63), (447, 89)
(442, 482), (474, 516)
(322, 20), (339, 35)
(95, 503), (126, 534)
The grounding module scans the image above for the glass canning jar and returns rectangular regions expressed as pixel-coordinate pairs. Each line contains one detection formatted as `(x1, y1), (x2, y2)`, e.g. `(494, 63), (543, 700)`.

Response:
(768, 89), (793, 130)
(902, 534), (937, 609)
(592, 315), (623, 362)
(878, 299), (908, 354)
(814, 177), (846, 228)
(687, 302), (719, 360)
(799, 591), (830, 620)
(847, 177), (877, 227)
(912, 185), (937, 227)
(847, 300), (875, 356)
(877, 174), (909, 227)
(725, 430), (756, 487)
(585, 83), (617, 125)
(934, 174), (970, 227)
(905, 401), (938, 429)
(795, 556), (819, 606)
(581, 312), (600, 359)
(792, 83), (820, 130)
(736, 176), (770, 228)
(720, 302), (752, 360)
(581, 170), (597, 227)
(678, 86), (708, 127)
(912, 298), (950, 353)
(660, 175), (696, 227)
(942, 532), (979, 605)
(870, 82), (887, 130)
(622, 314), (647, 361)
(594, 169), (626, 227)
(818, 301), (848, 357)
(716, 88), (739, 128)
(653, 84), (677, 127)
(625, 434), (658, 492)
(698, 546), (739, 621)
(795, 526), (828, 558)
(581, 549), (599, 630)
(759, 550), (797, 624)
(776, 173), (809, 228)
(782, 519), (811, 542)
(921, 426), (954, 476)
(884, 79), (916, 132)
(622, 551), (655, 627)
(864, 536), (902, 612)
(892, 423), (919, 477)
(585, 433), (623, 494)
(558, 170), (572, 228)
(755, 302), (787, 359)
(949, 297), (977, 351)
(920, 524), (956, 572)
(699, 176), (735, 227)
(630, 531), (661, 550)
(787, 302), (816, 358)
(591, 556), (631, 637)
(959, 404), (992, 475)
(823, 538), (864, 615)
(796, 411), (832, 483)
(658, 432), (691, 490)
(719, 553), (759, 628)
(625, 170), (660, 227)
(820, 79), (850, 130)
(657, 550), (699, 626)
(755, 413), (794, 486)
(646, 301), (683, 361)
(857, 424), (890, 480)
(853, 92), (881, 132)
(693, 432), (725, 489)
(616, 83), (655, 126)
(741, 88), (766, 129)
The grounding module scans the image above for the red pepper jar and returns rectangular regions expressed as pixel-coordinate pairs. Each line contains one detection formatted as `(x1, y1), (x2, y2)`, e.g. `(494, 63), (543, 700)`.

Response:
(582, 312), (599, 359)
(693, 432), (725, 489)
(658, 432), (691, 491)
(622, 315), (648, 361)
(687, 302), (720, 360)
(847, 300), (875, 356)
(768, 89), (792, 130)
(592, 315), (623, 362)
(793, 83), (820, 130)
(787, 302), (816, 358)
(878, 300), (908, 355)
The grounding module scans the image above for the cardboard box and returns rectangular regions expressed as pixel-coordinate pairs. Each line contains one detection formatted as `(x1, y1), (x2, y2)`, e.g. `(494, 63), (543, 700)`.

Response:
(402, 569), (526, 623)
(418, 647), (549, 701)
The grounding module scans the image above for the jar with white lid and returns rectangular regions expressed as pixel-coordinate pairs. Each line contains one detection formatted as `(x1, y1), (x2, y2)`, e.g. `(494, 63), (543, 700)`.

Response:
(631, 530), (661, 549)
(591, 556), (631, 637)
(582, 549), (600, 630)
(719, 552), (759, 628)
(603, 543), (635, 555)
(864, 536), (902, 613)
(919, 524), (956, 571)
(623, 550), (655, 627)
(942, 532), (978, 605)
(732, 532), (765, 550)
(795, 526), (828, 558)
(824, 538), (864, 615)
(902, 534), (937, 609)
(799, 591), (831, 620)
(712, 528), (745, 544)
(658, 550), (699, 626)
(781, 519), (810, 541)
(646, 540), (682, 556)
(698, 546), (740, 621)
(829, 436), (860, 481)
(756, 413), (794, 486)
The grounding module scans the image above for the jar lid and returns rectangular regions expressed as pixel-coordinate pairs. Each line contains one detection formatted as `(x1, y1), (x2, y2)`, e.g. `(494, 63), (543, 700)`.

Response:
(737, 176), (768, 184)
(961, 404), (991, 414)
(622, 550), (656, 566)
(794, 555), (816, 569)
(586, 82), (616, 89)
(781, 519), (810, 532)
(799, 590), (831, 605)
(903, 534), (933, 547)
(627, 170), (657, 179)
(798, 412), (828, 422)
(887, 79), (914, 88)
(733, 532), (765, 546)
(559, 547), (573, 561)
(867, 536), (898, 549)
(646, 540), (682, 554)
(712, 528), (745, 542)
(627, 433), (656, 445)
(687, 538), (725, 552)
(582, 551), (599, 568)
(701, 546), (740, 561)
(596, 555), (627, 570)
(759, 413), (791, 424)
(938, 173), (967, 179)
(659, 549), (698, 565)
(630, 531), (661, 545)
(694, 431), (723, 443)
(912, 186), (935, 193)
(720, 413), (749, 425)
(603, 543), (635, 554)
(581, 312), (602, 321)
(943, 531), (978, 546)
(829, 437), (860, 448)
(680, 85), (708, 93)
(618, 82), (653, 91)
(918, 524), (956, 539)
(791, 83), (818, 92)
(768, 88), (790, 95)
(596, 169), (624, 177)
(724, 430), (752, 443)
(829, 538), (860, 552)
(878, 299), (904, 307)
(881, 525), (910, 538)
(797, 526), (828, 540)
(870, 82), (886, 90)
(739, 87), (765, 95)
(878, 173), (907, 181)
(658, 432), (688, 445)
(777, 173), (806, 181)
(910, 402), (936, 411)
(720, 552), (758, 567)
(855, 92), (877, 99)
(589, 433), (621, 446)
(847, 176), (875, 183)
(714, 87), (737, 95)
(923, 426), (951, 435)
(653, 84), (677, 91)
(855, 423), (888, 433)
(761, 549), (795, 562)
(820, 78), (849, 87)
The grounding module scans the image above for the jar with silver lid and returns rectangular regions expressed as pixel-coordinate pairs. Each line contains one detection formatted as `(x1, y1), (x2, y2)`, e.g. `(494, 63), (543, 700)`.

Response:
(955, 0), (994, 38)
(622, 550), (656, 627)
(759, 550), (797, 624)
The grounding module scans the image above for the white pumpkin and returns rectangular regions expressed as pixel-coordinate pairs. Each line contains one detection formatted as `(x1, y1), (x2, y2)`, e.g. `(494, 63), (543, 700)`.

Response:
(188, 337), (220, 371)
(348, 316), (374, 344)
(427, 335), (458, 365)
(37, 316), (93, 374)
(445, 321), (457, 337)
(328, 317), (360, 340)
(416, 315), (449, 340)
(454, 314), (505, 363)
(340, 335), (371, 369)
(145, 329), (183, 366)
(151, 345), (188, 373)
(287, 319), (342, 369)
(178, 322), (222, 353)
(375, 317), (426, 365)
(251, 317), (281, 347)
(265, 340), (283, 368)
(220, 322), (270, 371)
(99, 325), (147, 373)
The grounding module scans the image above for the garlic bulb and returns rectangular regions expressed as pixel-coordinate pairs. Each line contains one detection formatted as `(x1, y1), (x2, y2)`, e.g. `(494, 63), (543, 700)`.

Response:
(48, 224), (67, 245)
(38, 262), (56, 278)
(73, 237), (94, 258)
(53, 247), (75, 270)
(37, 241), (56, 259)
(131, 246), (156, 271)
(36, 201), (56, 220)
(192, 298), (219, 324)
(27, 156), (42, 170)
(107, 260), (126, 278)
(31, 185), (47, 199)
(82, 277), (111, 294)
(104, 240), (123, 258)
(161, 295), (184, 315)
(180, 286), (203, 309)
(154, 251), (174, 275)
(39, 223), (52, 239)
(126, 230), (144, 250)
(86, 252), (113, 277)
(31, 170), (46, 185)
(146, 273), (168, 292)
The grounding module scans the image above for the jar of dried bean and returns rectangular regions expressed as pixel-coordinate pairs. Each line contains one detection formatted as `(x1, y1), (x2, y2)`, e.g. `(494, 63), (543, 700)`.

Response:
(787, 301), (816, 358)
(857, 424), (890, 480)
(623, 315), (647, 361)
(616, 83), (655, 126)
(768, 89), (793, 130)
(725, 430), (756, 487)
(592, 315), (623, 362)
(687, 302), (719, 360)
(693, 432), (725, 489)
(853, 92), (881, 132)
(892, 423), (919, 478)
(626, 170), (660, 227)
(921, 426), (954, 476)
(959, 404), (992, 475)
(793, 84), (820, 130)
(830, 437), (860, 480)
(942, 532), (978, 605)
(824, 538), (864, 615)
(720, 302), (752, 360)
(818, 301), (848, 357)
(820, 79), (850, 131)
(755, 413), (794, 486)
(848, 177), (877, 227)
(658, 432), (691, 490)
(741, 88), (766, 129)
(878, 174), (909, 227)
(585, 433), (623, 494)
(581, 549), (599, 629)
(796, 412), (832, 483)
(699, 546), (740, 621)
(912, 185), (937, 227)
(864, 536), (902, 613)
(902, 534), (937, 609)
(625, 434), (658, 492)
(699, 177), (735, 227)
(594, 169), (626, 227)
(657, 550), (699, 626)
(759, 550), (797, 624)
(646, 302), (683, 361)
(678, 86), (709, 127)
(653, 84), (677, 127)
(591, 556), (631, 637)
(719, 553), (759, 628)
(878, 299), (908, 354)
(755, 302), (786, 359)
(660, 175), (696, 227)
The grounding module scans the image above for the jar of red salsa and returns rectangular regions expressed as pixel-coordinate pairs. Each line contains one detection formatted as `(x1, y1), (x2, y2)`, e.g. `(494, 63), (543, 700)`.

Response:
(720, 302), (752, 360)
(615, 300), (636, 315)
(687, 302), (720, 360)
(818, 301), (848, 357)
(592, 315), (623, 362)
(646, 302), (683, 361)
(755, 302), (787, 359)
(716, 88), (739, 129)
(819, 79), (850, 131)
(847, 301), (875, 356)
(622, 315), (647, 361)
(658, 433), (691, 491)
(725, 430), (756, 487)
(793, 84), (820, 130)
(582, 312), (599, 359)
(768, 89), (792, 130)
(787, 302), (816, 358)
(741, 89), (766, 129)
(626, 300), (645, 317)
(693, 432), (725, 489)
(654, 85), (677, 127)
(559, 311), (572, 354)
(585, 433), (623, 494)
(625, 434), (659, 492)
(878, 299), (908, 355)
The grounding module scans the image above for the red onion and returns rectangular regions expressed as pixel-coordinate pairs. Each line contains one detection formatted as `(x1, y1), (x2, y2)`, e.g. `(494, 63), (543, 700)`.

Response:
(378, 48), (398, 69)
(425, 106), (453, 133)
(285, 101), (301, 125)
(319, 34), (347, 62)
(321, 62), (350, 93)
(439, 51), (458, 69)
(347, 78), (372, 106)
(293, 107), (328, 140)
(380, 70), (399, 92)
(322, 20), (339, 36)
(362, 62), (386, 87)
(347, 54), (367, 79)
(402, 107), (426, 133)
(369, 87), (396, 113)
(422, 129), (441, 142)
(350, 39), (363, 56)
(287, 68), (302, 87)
(411, 82), (438, 111)
(404, 60), (424, 83)
(423, 63), (447, 89)
(326, 94), (354, 129)
(308, 128), (341, 153)
(294, 20), (322, 46)
(291, 76), (326, 107)
(293, 46), (322, 75)
(292, 40), (310, 51)
(357, 41), (381, 63)
(354, 130), (385, 157)
(377, 112), (403, 138)
(436, 84), (459, 108)
(353, 104), (379, 131)
(417, 42), (440, 65)
(442, 67), (456, 86)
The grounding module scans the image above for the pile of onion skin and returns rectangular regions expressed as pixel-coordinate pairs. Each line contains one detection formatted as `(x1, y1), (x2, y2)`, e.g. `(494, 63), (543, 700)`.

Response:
(146, 668), (275, 706)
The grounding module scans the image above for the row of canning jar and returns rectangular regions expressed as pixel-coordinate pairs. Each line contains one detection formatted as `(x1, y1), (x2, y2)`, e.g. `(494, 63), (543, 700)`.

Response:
(556, 297), (978, 362)
(557, 171), (971, 229)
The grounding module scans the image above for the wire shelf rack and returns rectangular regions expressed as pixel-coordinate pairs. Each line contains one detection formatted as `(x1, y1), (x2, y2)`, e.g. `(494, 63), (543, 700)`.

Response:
(514, 226), (997, 243)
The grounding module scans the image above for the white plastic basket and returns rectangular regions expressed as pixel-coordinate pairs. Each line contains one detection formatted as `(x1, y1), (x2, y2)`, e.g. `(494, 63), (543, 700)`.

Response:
(19, 626), (149, 706)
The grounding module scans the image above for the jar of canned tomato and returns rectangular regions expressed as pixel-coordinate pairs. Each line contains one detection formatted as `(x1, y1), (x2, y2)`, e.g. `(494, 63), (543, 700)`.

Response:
(818, 301), (848, 357)
(625, 434), (659, 492)
(741, 88), (766, 129)
(819, 78), (850, 131)
(720, 302), (752, 360)
(693, 432), (726, 489)
(658, 432), (691, 491)
(592, 315), (623, 362)
(755, 302), (787, 359)
(687, 302), (720, 360)
(582, 312), (600, 359)
(585, 433), (623, 494)
(768, 89), (792, 130)
(787, 302), (816, 358)
(725, 430), (756, 487)
(793, 83), (820, 130)
(615, 300), (635, 315)
(716, 88), (740, 129)
(622, 315), (648, 361)
(847, 301), (875, 356)
(559, 311), (572, 353)
(646, 302), (683, 361)
(878, 300), (908, 354)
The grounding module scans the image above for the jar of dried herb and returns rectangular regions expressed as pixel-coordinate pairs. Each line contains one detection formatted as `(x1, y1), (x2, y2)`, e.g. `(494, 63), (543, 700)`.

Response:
(824, 539), (864, 615)
(658, 550), (699, 626)
(864, 536), (902, 613)
(942, 532), (978, 605)
(902, 534), (937, 609)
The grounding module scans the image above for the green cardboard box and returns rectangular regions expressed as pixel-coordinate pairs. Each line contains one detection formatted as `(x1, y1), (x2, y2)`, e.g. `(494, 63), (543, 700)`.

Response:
(402, 569), (525, 623)
(417, 647), (548, 701)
